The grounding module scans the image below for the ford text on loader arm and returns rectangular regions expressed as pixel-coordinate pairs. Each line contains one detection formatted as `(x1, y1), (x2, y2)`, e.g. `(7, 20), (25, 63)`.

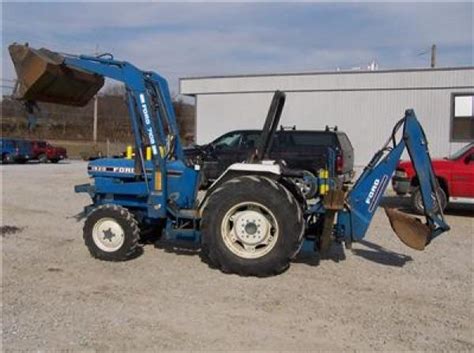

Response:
(10, 44), (449, 277)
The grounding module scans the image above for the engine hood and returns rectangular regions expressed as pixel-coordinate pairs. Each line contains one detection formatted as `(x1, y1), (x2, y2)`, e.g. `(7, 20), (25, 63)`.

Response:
(183, 144), (208, 157)
(87, 158), (151, 178)
(52, 147), (67, 154)
(87, 158), (191, 178)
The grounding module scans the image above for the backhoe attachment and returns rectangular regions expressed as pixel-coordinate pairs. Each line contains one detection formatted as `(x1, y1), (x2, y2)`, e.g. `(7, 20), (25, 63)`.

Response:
(341, 110), (449, 251)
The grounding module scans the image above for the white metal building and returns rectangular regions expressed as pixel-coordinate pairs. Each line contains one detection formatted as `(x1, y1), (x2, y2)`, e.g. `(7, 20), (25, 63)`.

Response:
(180, 67), (474, 167)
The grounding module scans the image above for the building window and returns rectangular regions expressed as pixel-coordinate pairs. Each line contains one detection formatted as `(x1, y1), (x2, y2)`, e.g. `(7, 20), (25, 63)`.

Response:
(451, 93), (474, 142)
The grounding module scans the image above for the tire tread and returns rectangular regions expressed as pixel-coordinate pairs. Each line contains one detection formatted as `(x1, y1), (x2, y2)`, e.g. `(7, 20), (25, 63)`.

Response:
(83, 204), (141, 261)
(201, 175), (304, 276)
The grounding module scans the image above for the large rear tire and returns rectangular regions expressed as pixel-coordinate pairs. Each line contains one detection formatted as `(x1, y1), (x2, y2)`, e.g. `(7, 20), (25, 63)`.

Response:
(201, 176), (304, 277)
(83, 204), (141, 261)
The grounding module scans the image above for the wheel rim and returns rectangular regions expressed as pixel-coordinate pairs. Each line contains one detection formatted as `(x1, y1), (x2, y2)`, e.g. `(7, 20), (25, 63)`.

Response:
(92, 217), (125, 252)
(221, 201), (279, 259)
(416, 190), (442, 212)
(294, 177), (312, 197)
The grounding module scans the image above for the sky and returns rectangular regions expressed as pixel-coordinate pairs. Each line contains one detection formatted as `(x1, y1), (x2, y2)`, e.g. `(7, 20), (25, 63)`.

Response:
(1, 2), (473, 95)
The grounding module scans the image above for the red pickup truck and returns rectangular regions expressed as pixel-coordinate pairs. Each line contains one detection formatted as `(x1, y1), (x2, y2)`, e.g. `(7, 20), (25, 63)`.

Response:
(392, 143), (474, 213)
(31, 140), (68, 163)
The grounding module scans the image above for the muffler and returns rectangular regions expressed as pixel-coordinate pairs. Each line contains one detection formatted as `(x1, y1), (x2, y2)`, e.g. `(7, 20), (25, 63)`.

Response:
(9, 43), (104, 106)
(384, 208), (431, 250)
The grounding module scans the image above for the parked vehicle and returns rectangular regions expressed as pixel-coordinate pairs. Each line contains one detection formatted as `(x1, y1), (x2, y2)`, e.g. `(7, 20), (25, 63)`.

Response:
(185, 128), (355, 189)
(0, 138), (32, 163)
(14, 139), (33, 163)
(392, 143), (474, 213)
(31, 140), (68, 163)
(1, 138), (18, 163)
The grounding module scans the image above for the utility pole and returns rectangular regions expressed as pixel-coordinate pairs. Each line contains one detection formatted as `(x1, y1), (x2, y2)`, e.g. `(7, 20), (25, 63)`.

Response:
(93, 44), (99, 142)
(93, 95), (98, 142)
(431, 44), (436, 68)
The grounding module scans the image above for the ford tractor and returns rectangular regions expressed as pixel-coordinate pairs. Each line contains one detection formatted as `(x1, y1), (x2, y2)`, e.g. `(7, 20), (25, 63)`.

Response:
(10, 44), (449, 276)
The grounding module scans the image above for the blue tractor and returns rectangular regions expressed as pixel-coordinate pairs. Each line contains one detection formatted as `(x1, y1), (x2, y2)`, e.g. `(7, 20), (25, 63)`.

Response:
(9, 44), (449, 276)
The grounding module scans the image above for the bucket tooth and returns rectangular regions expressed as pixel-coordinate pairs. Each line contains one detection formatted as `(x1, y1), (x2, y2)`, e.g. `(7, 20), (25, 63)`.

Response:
(384, 208), (431, 251)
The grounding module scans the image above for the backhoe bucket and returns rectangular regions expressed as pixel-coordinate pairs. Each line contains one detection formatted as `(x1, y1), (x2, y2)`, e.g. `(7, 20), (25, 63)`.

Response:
(9, 44), (104, 106)
(384, 208), (430, 250)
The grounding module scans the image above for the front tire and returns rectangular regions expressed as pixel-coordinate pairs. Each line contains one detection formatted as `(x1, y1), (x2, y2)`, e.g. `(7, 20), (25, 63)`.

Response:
(201, 176), (304, 277)
(411, 186), (447, 214)
(2, 153), (11, 164)
(83, 204), (141, 261)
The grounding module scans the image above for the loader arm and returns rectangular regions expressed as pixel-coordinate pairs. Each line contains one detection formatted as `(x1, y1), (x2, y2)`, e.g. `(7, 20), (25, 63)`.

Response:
(338, 109), (449, 250)
(9, 43), (195, 218)
(9, 44), (184, 163)
(62, 54), (184, 160)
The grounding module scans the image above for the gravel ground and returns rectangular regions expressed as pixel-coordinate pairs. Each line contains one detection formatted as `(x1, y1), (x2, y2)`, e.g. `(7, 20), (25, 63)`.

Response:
(2, 161), (473, 351)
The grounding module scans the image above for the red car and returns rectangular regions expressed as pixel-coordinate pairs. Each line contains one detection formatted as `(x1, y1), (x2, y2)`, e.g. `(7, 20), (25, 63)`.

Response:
(392, 143), (474, 213)
(31, 140), (68, 163)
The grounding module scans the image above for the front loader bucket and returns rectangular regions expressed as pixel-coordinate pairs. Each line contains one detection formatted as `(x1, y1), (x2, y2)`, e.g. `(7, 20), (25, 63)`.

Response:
(384, 208), (431, 251)
(9, 43), (104, 106)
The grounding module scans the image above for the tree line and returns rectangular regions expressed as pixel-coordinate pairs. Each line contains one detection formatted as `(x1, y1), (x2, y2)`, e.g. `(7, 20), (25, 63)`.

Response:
(1, 87), (196, 145)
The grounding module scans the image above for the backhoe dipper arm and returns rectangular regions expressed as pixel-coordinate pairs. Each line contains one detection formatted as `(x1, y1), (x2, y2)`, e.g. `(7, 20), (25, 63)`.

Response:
(339, 109), (449, 250)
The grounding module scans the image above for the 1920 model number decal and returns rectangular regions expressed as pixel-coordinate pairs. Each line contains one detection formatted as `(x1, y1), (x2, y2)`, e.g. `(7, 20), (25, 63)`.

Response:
(88, 166), (135, 174)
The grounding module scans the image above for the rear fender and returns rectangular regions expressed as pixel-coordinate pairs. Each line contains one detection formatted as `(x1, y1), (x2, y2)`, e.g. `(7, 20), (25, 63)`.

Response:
(198, 162), (304, 212)
(204, 162), (282, 193)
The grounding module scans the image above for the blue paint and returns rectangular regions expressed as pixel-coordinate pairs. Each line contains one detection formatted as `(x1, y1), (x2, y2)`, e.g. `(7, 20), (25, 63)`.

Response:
(338, 110), (449, 243)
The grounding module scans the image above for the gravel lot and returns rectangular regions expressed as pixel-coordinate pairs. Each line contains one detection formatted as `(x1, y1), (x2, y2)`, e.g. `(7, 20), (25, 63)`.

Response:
(2, 161), (473, 351)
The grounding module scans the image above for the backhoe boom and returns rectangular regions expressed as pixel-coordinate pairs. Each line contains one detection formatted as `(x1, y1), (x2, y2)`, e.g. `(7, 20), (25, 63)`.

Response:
(338, 110), (450, 250)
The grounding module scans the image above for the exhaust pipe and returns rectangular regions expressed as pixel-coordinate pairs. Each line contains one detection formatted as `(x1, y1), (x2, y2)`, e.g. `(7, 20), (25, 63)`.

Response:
(9, 43), (104, 106)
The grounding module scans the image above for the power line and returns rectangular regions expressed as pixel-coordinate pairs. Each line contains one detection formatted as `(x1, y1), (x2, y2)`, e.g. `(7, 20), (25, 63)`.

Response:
(417, 48), (431, 56)
(416, 44), (436, 67)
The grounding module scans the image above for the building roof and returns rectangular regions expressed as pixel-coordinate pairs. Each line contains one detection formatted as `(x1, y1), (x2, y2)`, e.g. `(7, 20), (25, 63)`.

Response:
(180, 66), (474, 96)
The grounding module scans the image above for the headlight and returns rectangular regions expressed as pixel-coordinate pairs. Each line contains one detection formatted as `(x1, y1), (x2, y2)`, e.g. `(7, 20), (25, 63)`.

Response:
(395, 170), (407, 178)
